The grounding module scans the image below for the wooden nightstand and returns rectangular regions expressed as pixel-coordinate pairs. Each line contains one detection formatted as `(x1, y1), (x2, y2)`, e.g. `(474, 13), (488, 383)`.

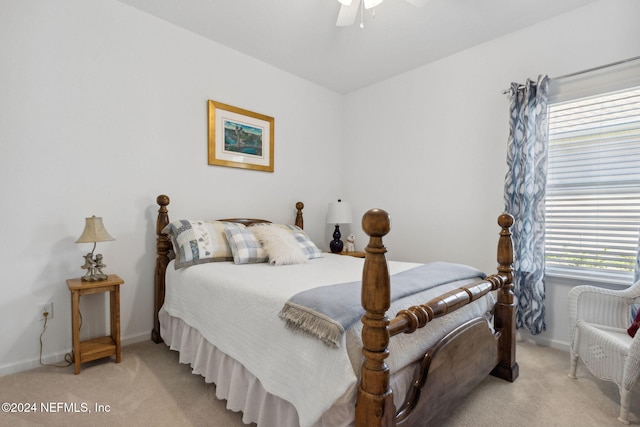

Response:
(338, 251), (366, 258)
(66, 274), (124, 374)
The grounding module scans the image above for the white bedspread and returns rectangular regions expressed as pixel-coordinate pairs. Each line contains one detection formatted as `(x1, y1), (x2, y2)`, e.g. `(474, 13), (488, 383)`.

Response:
(162, 254), (493, 427)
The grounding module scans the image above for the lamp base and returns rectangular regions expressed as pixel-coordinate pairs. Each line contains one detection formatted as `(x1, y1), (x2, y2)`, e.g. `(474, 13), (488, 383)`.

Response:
(81, 274), (108, 282)
(330, 225), (344, 253)
(80, 252), (108, 282)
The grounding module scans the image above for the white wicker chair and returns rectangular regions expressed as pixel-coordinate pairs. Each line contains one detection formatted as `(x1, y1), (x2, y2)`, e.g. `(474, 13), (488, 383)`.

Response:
(568, 280), (640, 424)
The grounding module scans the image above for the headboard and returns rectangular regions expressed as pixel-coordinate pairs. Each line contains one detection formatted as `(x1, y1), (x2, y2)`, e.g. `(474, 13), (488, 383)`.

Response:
(151, 195), (305, 343)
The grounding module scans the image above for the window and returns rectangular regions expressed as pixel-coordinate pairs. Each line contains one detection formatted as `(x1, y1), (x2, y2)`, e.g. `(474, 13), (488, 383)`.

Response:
(545, 86), (640, 284)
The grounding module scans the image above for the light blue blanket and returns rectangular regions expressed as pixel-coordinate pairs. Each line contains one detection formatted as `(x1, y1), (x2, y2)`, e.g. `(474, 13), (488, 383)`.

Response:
(279, 261), (486, 348)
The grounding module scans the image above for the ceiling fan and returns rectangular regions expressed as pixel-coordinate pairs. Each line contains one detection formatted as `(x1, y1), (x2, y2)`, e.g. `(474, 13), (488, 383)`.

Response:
(336, 0), (429, 28)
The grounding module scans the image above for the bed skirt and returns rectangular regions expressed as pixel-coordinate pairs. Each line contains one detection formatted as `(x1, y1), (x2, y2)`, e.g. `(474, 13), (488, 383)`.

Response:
(159, 307), (359, 427)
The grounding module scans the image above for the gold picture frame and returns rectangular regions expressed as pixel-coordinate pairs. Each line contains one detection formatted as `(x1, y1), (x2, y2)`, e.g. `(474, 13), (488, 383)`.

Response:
(208, 100), (274, 172)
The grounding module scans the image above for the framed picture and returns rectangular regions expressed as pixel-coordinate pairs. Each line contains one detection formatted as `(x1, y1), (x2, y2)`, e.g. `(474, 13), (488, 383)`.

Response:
(208, 100), (274, 172)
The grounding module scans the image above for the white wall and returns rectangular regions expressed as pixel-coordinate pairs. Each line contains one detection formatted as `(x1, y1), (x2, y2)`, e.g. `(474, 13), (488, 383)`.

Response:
(343, 0), (640, 348)
(2, 0), (639, 376)
(0, 0), (344, 375)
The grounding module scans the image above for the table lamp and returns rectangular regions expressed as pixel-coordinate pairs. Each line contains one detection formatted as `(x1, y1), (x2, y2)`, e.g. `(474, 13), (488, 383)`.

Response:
(326, 199), (352, 253)
(76, 215), (115, 282)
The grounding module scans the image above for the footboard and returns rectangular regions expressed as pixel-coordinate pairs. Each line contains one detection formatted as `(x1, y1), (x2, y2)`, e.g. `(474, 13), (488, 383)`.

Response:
(396, 317), (499, 426)
(355, 210), (515, 427)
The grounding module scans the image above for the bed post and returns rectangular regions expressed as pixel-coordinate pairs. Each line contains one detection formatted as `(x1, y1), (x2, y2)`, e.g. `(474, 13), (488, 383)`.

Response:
(491, 213), (518, 381)
(295, 202), (304, 229)
(355, 208), (395, 427)
(152, 194), (171, 344)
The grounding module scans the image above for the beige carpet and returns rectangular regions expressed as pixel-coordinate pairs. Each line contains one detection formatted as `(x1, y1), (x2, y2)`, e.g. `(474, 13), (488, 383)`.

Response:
(1, 339), (638, 426)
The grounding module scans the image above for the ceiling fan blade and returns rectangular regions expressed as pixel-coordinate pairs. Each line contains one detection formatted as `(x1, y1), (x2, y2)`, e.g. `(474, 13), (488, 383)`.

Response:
(363, 0), (383, 9)
(336, 0), (361, 26)
(405, 0), (429, 6)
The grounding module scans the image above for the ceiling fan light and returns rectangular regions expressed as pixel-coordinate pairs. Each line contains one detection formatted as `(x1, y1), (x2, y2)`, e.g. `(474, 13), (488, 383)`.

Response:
(337, 0), (352, 5)
(363, 0), (383, 9)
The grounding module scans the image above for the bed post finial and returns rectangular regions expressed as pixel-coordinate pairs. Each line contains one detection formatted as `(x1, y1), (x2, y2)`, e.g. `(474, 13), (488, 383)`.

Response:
(157, 194), (169, 209)
(295, 201), (304, 229)
(356, 208), (395, 427)
(497, 213), (514, 284)
(153, 194), (171, 344)
(491, 212), (518, 382)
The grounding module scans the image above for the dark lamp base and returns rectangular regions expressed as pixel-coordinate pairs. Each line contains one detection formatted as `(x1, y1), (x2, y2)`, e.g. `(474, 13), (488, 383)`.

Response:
(330, 224), (344, 253)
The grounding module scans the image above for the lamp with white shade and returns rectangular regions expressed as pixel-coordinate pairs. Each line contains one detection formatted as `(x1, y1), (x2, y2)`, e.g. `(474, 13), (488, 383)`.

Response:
(326, 199), (352, 253)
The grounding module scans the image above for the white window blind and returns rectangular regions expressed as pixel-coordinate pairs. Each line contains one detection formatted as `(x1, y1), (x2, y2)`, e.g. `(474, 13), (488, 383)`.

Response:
(545, 86), (640, 284)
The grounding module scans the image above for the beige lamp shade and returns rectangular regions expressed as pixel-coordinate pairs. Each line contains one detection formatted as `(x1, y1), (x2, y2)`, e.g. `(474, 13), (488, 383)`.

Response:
(76, 216), (115, 243)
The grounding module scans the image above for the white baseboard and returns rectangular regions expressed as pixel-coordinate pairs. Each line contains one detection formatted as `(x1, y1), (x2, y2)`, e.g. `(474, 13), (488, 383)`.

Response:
(121, 331), (151, 346)
(0, 350), (70, 377)
(516, 331), (570, 352)
(0, 331), (153, 377)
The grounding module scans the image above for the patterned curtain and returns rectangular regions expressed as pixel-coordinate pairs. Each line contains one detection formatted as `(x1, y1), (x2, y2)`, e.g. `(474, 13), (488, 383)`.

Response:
(633, 234), (640, 321)
(635, 232), (640, 283)
(504, 75), (549, 335)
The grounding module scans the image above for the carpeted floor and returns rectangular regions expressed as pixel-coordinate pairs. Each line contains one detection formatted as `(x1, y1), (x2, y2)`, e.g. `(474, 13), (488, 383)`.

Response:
(0, 339), (638, 426)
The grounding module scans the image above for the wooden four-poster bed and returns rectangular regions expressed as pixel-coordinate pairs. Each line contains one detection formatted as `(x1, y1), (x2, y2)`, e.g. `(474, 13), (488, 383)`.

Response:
(152, 194), (517, 427)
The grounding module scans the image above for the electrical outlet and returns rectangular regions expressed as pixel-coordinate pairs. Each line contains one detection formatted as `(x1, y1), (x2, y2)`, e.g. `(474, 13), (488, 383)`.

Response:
(39, 302), (53, 321)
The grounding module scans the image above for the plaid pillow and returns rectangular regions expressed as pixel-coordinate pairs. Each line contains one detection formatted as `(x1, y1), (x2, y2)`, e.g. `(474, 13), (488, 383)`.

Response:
(254, 224), (322, 260)
(162, 220), (233, 269)
(223, 222), (268, 264)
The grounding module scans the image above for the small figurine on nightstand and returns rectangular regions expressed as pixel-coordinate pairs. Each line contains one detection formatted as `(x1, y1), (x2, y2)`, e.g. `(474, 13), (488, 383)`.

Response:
(81, 252), (108, 281)
(93, 254), (108, 281)
(81, 253), (96, 281)
(345, 234), (356, 253)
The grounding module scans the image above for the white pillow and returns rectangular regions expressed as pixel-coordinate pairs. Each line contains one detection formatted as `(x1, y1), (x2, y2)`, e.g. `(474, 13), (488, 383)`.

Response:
(251, 225), (308, 266)
(254, 223), (323, 259)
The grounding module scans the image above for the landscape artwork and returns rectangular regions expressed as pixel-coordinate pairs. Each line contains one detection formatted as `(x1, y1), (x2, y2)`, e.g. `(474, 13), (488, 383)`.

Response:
(208, 100), (274, 172)
(223, 119), (263, 157)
